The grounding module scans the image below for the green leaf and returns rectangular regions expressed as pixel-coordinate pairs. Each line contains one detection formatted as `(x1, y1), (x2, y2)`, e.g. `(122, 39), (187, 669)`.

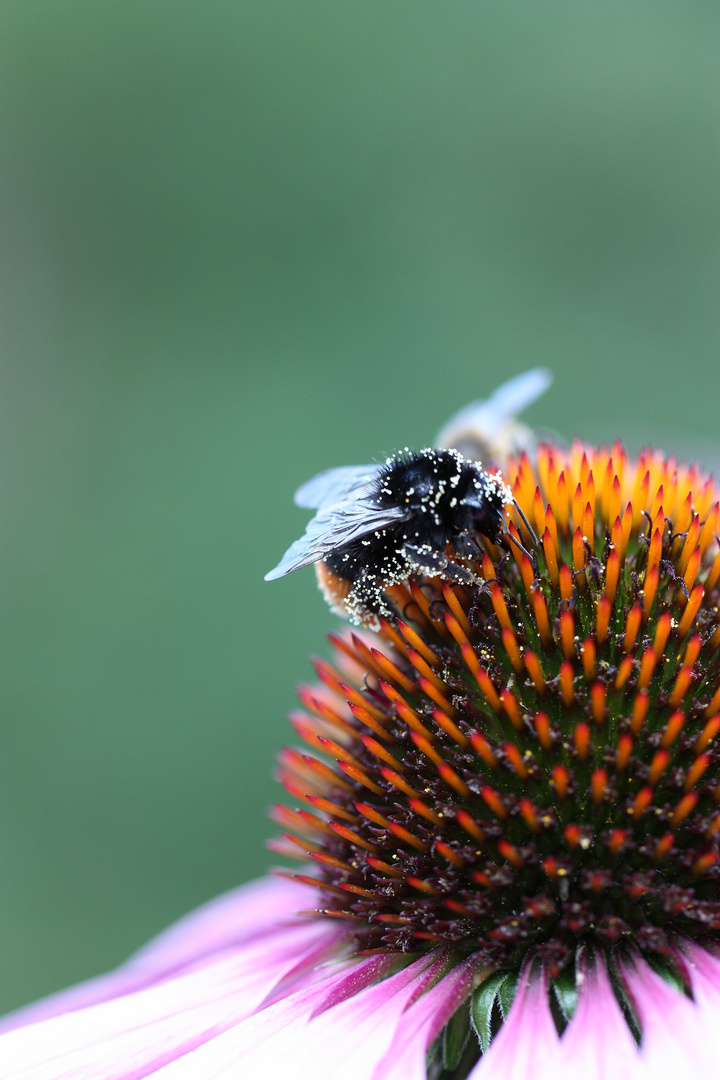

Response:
(552, 968), (578, 1022)
(497, 970), (519, 1019)
(425, 1031), (445, 1080)
(443, 1002), (472, 1070)
(470, 970), (510, 1053)
(607, 961), (641, 1046)
(643, 953), (687, 997)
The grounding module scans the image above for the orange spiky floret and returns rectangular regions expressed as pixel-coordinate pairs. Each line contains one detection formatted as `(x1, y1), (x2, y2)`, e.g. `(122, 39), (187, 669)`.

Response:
(272, 443), (720, 974)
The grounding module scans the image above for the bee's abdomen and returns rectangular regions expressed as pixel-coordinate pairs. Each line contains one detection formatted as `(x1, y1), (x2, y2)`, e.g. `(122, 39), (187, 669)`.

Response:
(324, 527), (406, 584)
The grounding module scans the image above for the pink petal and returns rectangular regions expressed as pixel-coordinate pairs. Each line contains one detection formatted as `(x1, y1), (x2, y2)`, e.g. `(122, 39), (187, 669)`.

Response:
(147, 952), (436, 1080)
(681, 940), (720, 1009)
(129, 875), (317, 970)
(530, 958), (642, 1080)
(469, 966), (560, 1080)
(371, 954), (484, 1080)
(623, 950), (720, 1077)
(0, 875), (317, 1034)
(0, 920), (343, 1079)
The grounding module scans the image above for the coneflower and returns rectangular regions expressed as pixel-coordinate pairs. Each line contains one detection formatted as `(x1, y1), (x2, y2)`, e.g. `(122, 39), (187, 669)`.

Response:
(267, 439), (720, 1077)
(2, 423), (720, 1079)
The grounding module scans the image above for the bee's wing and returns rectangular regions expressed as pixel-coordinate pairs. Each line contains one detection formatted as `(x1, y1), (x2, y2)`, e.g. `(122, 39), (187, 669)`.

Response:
(265, 495), (409, 581)
(294, 464), (379, 509)
(435, 368), (552, 446)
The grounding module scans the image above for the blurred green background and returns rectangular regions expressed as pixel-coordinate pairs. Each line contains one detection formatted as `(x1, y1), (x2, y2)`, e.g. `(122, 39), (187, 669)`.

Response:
(0, 1), (717, 1013)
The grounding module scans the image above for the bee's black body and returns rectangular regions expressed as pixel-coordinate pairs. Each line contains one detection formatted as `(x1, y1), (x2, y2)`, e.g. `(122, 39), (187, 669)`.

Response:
(264, 447), (511, 622)
(322, 450), (509, 618)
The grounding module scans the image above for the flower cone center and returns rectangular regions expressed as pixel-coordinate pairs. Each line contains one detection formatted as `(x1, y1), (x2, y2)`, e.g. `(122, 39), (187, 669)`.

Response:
(274, 443), (720, 976)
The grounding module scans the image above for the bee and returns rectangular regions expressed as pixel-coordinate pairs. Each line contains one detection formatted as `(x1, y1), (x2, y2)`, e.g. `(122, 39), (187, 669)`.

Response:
(265, 369), (549, 624)
(434, 366), (552, 465)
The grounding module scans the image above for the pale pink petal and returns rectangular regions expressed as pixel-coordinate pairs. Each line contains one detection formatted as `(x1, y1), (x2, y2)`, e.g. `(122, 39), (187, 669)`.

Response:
(0, 875), (315, 1034)
(469, 966), (560, 1080)
(129, 875), (316, 969)
(622, 953), (720, 1078)
(148, 952), (433, 1079)
(681, 941), (720, 1007)
(530, 958), (642, 1080)
(371, 954), (484, 1080)
(0, 920), (342, 1079)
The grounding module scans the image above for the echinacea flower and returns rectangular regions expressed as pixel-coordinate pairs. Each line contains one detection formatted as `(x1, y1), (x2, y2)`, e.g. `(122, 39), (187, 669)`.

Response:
(4, 420), (720, 1078)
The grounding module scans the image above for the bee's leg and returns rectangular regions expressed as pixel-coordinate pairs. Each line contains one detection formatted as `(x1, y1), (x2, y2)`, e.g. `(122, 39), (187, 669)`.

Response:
(349, 568), (394, 623)
(403, 543), (448, 575)
(501, 531), (538, 576)
(440, 562), (478, 585)
(403, 544), (479, 585)
(453, 531), (482, 558)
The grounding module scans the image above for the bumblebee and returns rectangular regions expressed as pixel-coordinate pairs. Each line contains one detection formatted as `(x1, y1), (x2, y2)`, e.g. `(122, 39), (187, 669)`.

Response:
(265, 369), (549, 623)
(434, 366), (552, 464)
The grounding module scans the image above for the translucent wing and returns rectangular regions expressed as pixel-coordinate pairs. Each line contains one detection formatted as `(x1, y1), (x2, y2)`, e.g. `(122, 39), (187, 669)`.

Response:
(294, 464), (379, 509)
(435, 368), (552, 446)
(265, 481), (409, 581)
